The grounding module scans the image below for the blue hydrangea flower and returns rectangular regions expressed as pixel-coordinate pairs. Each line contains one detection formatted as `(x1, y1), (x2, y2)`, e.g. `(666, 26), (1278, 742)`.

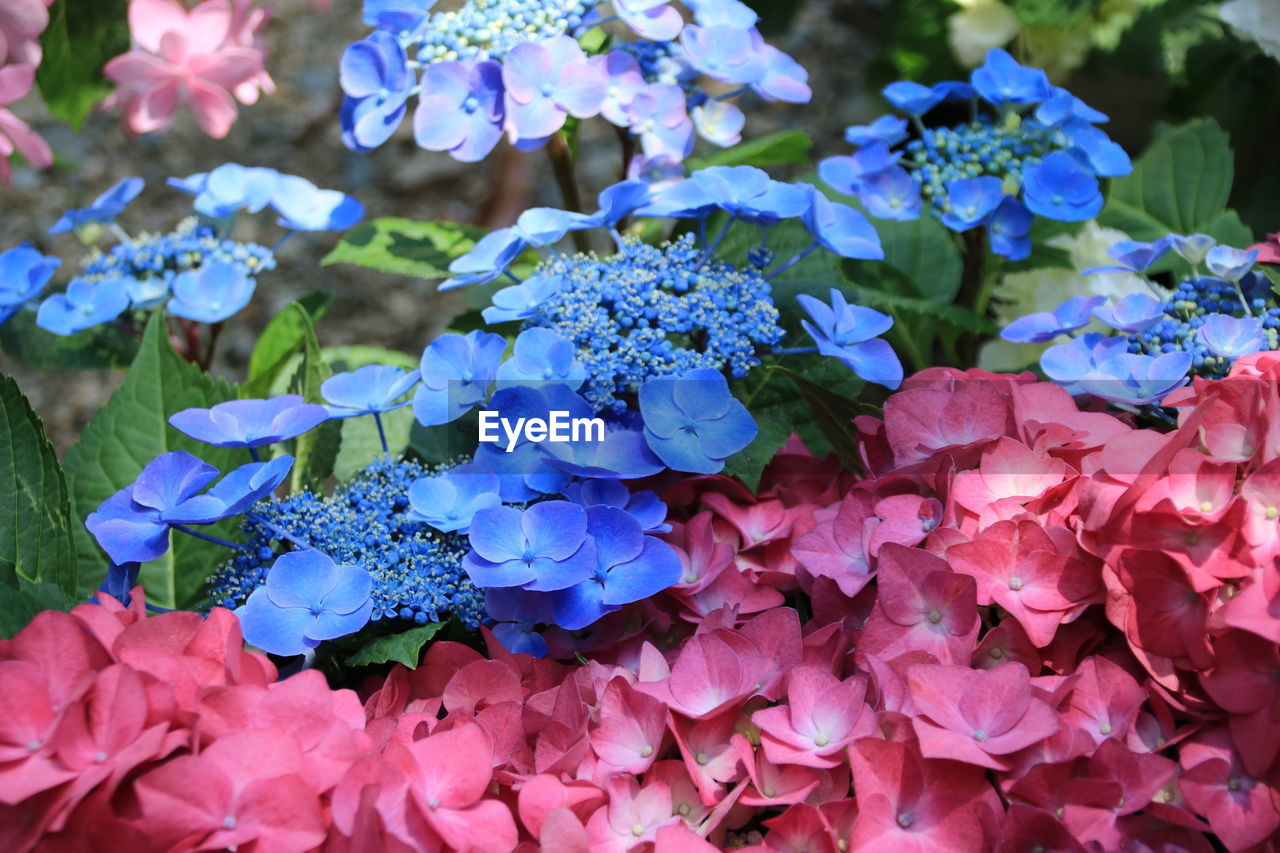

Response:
(817, 142), (903, 197)
(987, 196), (1032, 261)
(502, 35), (605, 141)
(1169, 233), (1216, 267)
(1001, 295), (1105, 343)
(340, 30), (415, 150)
(970, 48), (1051, 106)
(638, 367), (756, 474)
(628, 82), (696, 158)
(1065, 125), (1131, 178)
(539, 412), (666, 480)
(496, 327), (586, 389)
(1040, 333), (1132, 395)
(1205, 246), (1259, 283)
(406, 464), (502, 534)
(168, 165), (279, 217)
(85, 451), (292, 563)
(881, 81), (945, 116)
(237, 551), (374, 657)
(464, 501), (597, 591)
(546, 505), (682, 629)
(471, 385), (576, 501)
(749, 43), (810, 103)
(565, 479), (670, 533)
(797, 288), (902, 389)
(1021, 151), (1103, 221)
(49, 177), (144, 234)
(940, 176), (1004, 232)
(802, 191), (884, 260)
(481, 274), (564, 324)
(639, 164), (809, 225)
(0, 243), (59, 324)
(442, 228), (528, 289)
(210, 458), (484, 627)
(169, 395), (330, 451)
(1083, 238), (1173, 275)
(414, 59), (506, 162)
(679, 24), (766, 85)
(321, 365), (421, 418)
(857, 167), (922, 221)
(845, 115), (908, 147)
(593, 51), (646, 126)
(271, 176), (365, 232)
(363, 0), (435, 30)
(1092, 293), (1165, 334)
(1078, 351), (1192, 406)
(414, 330), (507, 426)
(1195, 314), (1265, 359)
(167, 261), (256, 323)
(485, 587), (552, 656)
(612, 0), (682, 40)
(35, 278), (131, 336)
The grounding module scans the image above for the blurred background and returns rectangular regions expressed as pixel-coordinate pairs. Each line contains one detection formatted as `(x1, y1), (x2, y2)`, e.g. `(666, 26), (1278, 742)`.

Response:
(3, 0), (1277, 451)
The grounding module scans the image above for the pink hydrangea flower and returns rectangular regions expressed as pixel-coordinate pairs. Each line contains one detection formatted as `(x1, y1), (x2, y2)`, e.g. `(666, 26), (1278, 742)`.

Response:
(103, 0), (266, 139)
(0, 63), (52, 185)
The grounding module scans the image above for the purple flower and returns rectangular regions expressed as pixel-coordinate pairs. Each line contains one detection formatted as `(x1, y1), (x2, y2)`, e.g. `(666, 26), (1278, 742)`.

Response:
(1196, 314), (1265, 359)
(339, 30), (415, 151)
(167, 261), (255, 324)
(1169, 233), (1216, 267)
(797, 288), (901, 389)
(464, 501), (597, 591)
(1039, 333), (1131, 396)
(564, 479), (670, 533)
(639, 367), (756, 474)
(691, 99), (744, 148)
(539, 412), (667, 481)
(1206, 246), (1259, 283)
(414, 59), (505, 163)
(592, 51), (647, 126)
(321, 364), (421, 418)
(169, 395), (330, 450)
(471, 385), (577, 500)
(237, 551), (374, 656)
(1092, 293), (1165, 334)
(818, 142), (903, 196)
(613, 0), (683, 40)
(679, 25), (767, 84)
(1078, 351), (1192, 405)
(750, 45), (810, 103)
(36, 278), (130, 336)
(1001, 295), (1105, 343)
(502, 36), (606, 142)
(627, 82), (695, 159)
(546, 506), (682, 630)
(413, 330), (506, 427)
(0, 243), (58, 324)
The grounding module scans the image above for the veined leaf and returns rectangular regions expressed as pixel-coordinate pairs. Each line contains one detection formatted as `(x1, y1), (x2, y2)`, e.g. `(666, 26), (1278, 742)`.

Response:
(322, 219), (486, 280)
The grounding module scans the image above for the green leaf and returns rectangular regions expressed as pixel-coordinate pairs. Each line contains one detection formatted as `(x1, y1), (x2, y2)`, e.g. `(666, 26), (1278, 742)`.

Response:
(721, 409), (791, 492)
(246, 293), (334, 392)
(62, 315), (240, 609)
(1012, 0), (1091, 28)
(1100, 119), (1253, 245)
(786, 373), (868, 470)
(863, 211), (963, 303)
(346, 622), (444, 669)
(0, 374), (76, 590)
(408, 410), (477, 468)
(0, 310), (139, 371)
(284, 313), (337, 492)
(687, 131), (812, 171)
(36, 0), (130, 130)
(0, 577), (77, 639)
(321, 219), (486, 280)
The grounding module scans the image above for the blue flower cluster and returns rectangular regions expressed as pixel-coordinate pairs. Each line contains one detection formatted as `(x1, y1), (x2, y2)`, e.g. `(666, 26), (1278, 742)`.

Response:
(820, 49), (1132, 260)
(1002, 235), (1273, 404)
(1, 168), (362, 337)
(341, 0), (809, 163)
(523, 232), (783, 412)
(208, 457), (486, 630)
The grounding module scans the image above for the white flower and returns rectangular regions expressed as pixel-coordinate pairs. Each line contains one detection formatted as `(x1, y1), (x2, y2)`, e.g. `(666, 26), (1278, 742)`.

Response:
(1221, 0), (1280, 61)
(947, 0), (1021, 67)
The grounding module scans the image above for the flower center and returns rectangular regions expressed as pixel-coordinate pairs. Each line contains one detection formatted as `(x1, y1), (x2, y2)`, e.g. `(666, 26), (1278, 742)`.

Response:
(1008, 577), (1023, 591)
(897, 812), (913, 828)
(927, 609), (943, 624)
(973, 729), (988, 742)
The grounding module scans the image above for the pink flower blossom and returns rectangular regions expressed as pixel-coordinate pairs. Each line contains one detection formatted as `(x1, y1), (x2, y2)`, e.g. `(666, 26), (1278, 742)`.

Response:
(0, 64), (52, 185)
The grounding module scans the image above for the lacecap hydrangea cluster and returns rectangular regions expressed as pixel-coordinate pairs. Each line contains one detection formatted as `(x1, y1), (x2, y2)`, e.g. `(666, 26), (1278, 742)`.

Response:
(341, 0), (809, 164)
(208, 457), (486, 629)
(523, 232), (784, 412)
(820, 48), (1132, 260)
(0, 165), (363, 336)
(1002, 234), (1274, 405)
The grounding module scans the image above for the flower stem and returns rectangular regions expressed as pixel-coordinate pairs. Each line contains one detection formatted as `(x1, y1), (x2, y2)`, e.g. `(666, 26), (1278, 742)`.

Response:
(373, 411), (390, 458)
(698, 215), (736, 266)
(546, 133), (590, 253)
(171, 524), (251, 550)
(767, 240), (818, 280)
(246, 513), (320, 552)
